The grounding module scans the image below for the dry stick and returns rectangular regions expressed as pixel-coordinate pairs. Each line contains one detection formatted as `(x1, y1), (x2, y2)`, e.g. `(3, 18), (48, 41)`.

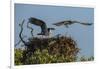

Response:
(19, 19), (28, 46)
(27, 22), (34, 37)
(15, 35), (27, 47)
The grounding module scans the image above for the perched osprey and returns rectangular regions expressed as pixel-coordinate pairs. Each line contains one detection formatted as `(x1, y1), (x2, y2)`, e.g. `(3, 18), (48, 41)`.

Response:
(53, 20), (93, 28)
(28, 17), (55, 36)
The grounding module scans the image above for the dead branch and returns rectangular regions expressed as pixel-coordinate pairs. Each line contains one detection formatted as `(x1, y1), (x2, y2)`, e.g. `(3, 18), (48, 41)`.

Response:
(19, 19), (29, 46)
(15, 35), (27, 47)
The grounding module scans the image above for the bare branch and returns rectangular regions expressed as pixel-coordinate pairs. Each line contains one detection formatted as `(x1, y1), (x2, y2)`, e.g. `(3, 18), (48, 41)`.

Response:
(15, 35), (27, 47)
(19, 19), (29, 46)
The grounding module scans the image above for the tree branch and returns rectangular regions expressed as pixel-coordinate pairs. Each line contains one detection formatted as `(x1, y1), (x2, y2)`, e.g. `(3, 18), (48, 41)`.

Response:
(15, 35), (27, 47)
(19, 19), (29, 46)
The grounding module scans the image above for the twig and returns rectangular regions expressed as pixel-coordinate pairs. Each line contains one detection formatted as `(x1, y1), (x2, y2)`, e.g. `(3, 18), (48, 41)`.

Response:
(15, 35), (27, 47)
(19, 19), (28, 46)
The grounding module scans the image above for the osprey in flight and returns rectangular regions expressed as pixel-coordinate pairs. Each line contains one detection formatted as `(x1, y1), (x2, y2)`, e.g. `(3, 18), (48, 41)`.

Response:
(53, 20), (93, 28)
(28, 17), (55, 36)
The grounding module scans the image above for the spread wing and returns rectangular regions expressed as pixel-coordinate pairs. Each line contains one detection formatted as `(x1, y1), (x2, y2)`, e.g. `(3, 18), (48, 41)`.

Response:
(71, 21), (93, 26)
(28, 17), (45, 26)
(28, 17), (48, 34)
(79, 23), (93, 26)
(53, 21), (66, 26)
(53, 20), (78, 26)
(53, 20), (93, 27)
